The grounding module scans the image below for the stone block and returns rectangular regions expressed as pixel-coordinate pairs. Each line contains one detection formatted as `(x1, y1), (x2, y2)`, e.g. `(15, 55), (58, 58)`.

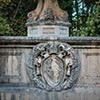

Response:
(78, 49), (100, 86)
(27, 25), (69, 38)
(0, 93), (20, 100)
(0, 37), (100, 100)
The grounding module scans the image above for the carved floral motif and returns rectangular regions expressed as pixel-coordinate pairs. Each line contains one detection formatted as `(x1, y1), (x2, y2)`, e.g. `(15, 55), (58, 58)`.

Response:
(26, 41), (80, 91)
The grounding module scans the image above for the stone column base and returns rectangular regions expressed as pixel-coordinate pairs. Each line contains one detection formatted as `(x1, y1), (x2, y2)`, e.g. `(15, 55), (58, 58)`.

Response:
(26, 21), (70, 38)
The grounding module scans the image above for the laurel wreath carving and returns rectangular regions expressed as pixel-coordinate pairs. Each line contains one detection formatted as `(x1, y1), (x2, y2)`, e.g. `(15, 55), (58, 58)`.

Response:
(26, 41), (80, 91)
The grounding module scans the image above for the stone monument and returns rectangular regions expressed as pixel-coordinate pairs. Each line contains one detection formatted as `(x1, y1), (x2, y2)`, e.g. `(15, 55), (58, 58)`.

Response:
(26, 41), (80, 91)
(0, 0), (100, 100)
(26, 0), (70, 37)
(26, 0), (80, 91)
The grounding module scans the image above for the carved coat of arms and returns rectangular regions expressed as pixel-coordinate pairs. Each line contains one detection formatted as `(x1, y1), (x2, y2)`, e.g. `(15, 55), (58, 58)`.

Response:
(26, 41), (80, 91)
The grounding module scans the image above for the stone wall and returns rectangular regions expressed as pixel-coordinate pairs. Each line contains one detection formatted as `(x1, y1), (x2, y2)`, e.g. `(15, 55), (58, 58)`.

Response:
(0, 37), (100, 100)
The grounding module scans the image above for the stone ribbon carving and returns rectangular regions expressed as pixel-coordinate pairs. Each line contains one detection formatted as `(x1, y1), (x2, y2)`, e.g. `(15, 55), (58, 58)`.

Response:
(27, 0), (68, 22)
(26, 41), (80, 91)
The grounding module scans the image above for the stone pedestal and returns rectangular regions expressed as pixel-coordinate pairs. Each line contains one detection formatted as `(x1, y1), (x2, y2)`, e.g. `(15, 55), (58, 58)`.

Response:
(26, 0), (70, 37)
(26, 21), (70, 37)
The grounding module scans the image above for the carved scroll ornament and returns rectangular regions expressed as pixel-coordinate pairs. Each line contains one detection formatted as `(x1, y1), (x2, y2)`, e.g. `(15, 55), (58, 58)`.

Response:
(26, 41), (80, 91)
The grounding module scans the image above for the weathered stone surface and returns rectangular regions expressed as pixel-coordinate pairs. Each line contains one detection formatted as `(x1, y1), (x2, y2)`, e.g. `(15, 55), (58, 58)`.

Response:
(0, 87), (100, 100)
(27, 24), (69, 37)
(26, 41), (80, 91)
(77, 49), (100, 87)
(0, 37), (100, 100)
(27, 0), (68, 22)
(26, 0), (70, 37)
(0, 93), (20, 100)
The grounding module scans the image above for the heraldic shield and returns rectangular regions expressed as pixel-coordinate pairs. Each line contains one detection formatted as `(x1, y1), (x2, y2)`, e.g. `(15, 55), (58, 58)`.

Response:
(42, 54), (64, 88)
(26, 41), (80, 91)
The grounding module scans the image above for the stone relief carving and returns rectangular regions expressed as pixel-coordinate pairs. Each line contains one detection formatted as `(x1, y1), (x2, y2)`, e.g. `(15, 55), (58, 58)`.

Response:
(26, 41), (80, 91)
(27, 0), (68, 22)
(43, 54), (64, 88)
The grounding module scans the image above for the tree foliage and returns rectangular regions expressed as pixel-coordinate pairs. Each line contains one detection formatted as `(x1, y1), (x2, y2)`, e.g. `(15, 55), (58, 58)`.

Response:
(0, 0), (37, 36)
(0, 0), (99, 36)
(72, 1), (100, 36)
(0, 16), (14, 36)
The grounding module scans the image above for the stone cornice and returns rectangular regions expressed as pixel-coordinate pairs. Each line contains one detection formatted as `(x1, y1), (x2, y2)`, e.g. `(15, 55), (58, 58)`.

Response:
(0, 36), (100, 45)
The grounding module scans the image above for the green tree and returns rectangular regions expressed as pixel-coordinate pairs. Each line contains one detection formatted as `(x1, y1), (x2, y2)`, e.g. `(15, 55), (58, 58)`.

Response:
(71, 0), (99, 36)
(0, 0), (99, 36)
(0, 16), (14, 36)
(0, 0), (37, 36)
(0, 0), (72, 36)
(73, 1), (100, 36)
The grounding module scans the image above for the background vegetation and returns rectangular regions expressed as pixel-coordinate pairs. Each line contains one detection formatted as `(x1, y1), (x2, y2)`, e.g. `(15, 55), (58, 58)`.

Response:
(0, 0), (100, 36)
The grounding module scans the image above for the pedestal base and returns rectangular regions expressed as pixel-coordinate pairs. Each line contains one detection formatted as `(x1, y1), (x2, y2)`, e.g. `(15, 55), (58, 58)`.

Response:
(26, 21), (70, 38)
